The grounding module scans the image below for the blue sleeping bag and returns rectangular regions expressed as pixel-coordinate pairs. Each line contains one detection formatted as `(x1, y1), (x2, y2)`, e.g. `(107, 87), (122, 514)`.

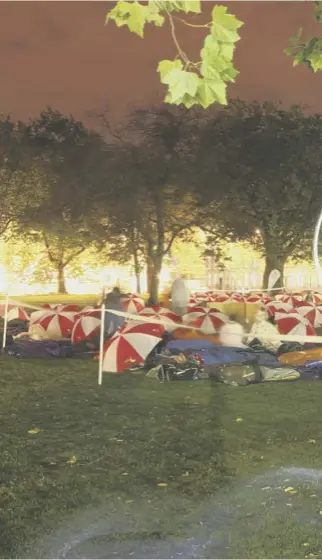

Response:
(165, 339), (282, 368)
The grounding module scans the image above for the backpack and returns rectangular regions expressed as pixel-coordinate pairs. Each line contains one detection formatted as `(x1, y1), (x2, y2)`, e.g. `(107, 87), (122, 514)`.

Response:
(208, 362), (262, 386)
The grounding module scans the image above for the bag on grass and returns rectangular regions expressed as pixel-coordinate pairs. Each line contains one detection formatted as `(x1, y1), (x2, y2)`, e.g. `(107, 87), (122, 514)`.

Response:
(208, 362), (262, 386)
(260, 366), (300, 382)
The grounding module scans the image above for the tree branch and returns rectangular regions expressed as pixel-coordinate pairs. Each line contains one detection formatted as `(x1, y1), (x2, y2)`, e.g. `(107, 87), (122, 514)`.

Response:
(167, 12), (189, 65)
(43, 232), (55, 264)
(171, 14), (211, 28)
(63, 246), (86, 266)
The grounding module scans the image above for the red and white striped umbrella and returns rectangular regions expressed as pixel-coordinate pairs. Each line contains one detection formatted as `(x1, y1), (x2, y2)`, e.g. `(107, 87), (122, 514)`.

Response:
(213, 294), (231, 303)
(275, 312), (316, 336)
(230, 294), (246, 302)
(102, 322), (165, 373)
(293, 301), (318, 326)
(265, 301), (295, 316)
(0, 303), (29, 322)
(56, 304), (81, 313)
(280, 295), (302, 307)
(41, 303), (81, 312)
(72, 315), (101, 344)
(139, 306), (180, 331)
(183, 306), (228, 335)
(30, 310), (76, 338)
(246, 295), (263, 303)
(121, 295), (145, 314)
(77, 308), (101, 320)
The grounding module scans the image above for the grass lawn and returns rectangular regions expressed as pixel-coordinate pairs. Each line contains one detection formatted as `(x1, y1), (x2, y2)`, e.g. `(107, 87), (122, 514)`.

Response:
(2, 357), (322, 558)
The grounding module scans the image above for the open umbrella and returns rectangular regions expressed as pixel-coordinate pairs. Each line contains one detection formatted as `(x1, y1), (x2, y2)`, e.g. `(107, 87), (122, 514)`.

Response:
(0, 303), (29, 322)
(72, 315), (101, 344)
(183, 306), (228, 335)
(75, 307), (101, 320)
(121, 295), (145, 314)
(139, 306), (180, 331)
(294, 301), (319, 326)
(30, 310), (76, 338)
(213, 294), (231, 303)
(280, 294), (302, 307)
(56, 304), (82, 313)
(102, 322), (165, 373)
(265, 301), (295, 316)
(275, 312), (316, 336)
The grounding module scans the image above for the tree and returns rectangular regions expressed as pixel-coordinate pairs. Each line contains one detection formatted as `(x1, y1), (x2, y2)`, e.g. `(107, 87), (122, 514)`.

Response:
(95, 106), (203, 301)
(195, 100), (322, 288)
(19, 109), (108, 294)
(0, 117), (43, 238)
(106, 1), (322, 109)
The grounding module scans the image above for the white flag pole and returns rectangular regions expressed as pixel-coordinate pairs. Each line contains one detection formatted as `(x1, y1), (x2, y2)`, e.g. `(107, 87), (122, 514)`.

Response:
(2, 293), (9, 350)
(98, 303), (106, 385)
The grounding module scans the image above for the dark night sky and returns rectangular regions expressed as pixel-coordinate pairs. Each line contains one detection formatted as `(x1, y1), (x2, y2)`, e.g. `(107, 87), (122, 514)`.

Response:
(1, 1), (322, 128)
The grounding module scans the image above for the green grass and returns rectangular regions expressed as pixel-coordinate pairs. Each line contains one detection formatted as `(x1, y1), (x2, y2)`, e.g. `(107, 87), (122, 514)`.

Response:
(2, 358), (322, 558)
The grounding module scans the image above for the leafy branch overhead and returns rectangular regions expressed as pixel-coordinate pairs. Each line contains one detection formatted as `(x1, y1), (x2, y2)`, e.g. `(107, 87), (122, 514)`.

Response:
(285, 1), (322, 72)
(106, 1), (243, 108)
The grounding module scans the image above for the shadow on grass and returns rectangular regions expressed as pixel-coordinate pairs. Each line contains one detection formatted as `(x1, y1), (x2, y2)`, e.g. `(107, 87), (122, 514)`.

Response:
(23, 374), (232, 559)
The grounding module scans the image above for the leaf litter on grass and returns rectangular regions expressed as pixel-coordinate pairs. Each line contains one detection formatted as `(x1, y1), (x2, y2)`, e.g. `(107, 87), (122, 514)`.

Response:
(27, 467), (322, 559)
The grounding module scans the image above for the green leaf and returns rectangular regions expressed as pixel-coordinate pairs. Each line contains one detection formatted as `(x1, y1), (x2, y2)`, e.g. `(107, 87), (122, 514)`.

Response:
(197, 80), (227, 108)
(308, 49), (322, 72)
(211, 5), (243, 44)
(106, 1), (164, 37)
(157, 59), (183, 81)
(200, 35), (238, 83)
(162, 68), (201, 103)
(153, 0), (201, 13)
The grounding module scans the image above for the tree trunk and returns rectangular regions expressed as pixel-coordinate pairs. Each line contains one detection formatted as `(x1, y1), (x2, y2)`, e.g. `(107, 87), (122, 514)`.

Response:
(263, 253), (285, 291)
(57, 263), (67, 294)
(133, 249), (141, 294)
(148, 255), (163, 303)
(146, 257), (154, 295)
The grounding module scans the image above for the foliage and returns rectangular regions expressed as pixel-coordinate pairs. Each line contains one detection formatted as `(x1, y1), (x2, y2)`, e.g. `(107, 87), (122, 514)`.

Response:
(18, 109), (109, 292)
(106, 1), (243, 108)
(0, 117), (44, 238)
(195, 100), (322, 287)
(95, 106), (204, 299)
(107, 1), (322, 108)
(285, 1), (322, 72)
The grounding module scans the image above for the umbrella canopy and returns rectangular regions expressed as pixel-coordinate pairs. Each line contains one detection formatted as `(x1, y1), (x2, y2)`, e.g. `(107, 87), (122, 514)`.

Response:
(294, 301), (319, 326)
(275, 312), (316, 336)
(30, 310), (76, 338)
(56, 304), (81, 313)
(72, 316), (101, 344)
(213, 295), (231, 303)
(75, 308), (101, 320)
(265, 301), (295, 316)
(183, 306), (228, 335)
(139, 306), (180, 331)
(121, 295), (145, 314)
(0, 303), (29, 322)
(102, 322), (165, 373)
(246, 295), (263, 303)
(279, 295), (302, 307)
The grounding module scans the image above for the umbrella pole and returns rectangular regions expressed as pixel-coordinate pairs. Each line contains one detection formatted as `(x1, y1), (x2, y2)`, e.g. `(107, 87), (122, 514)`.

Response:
(2, 294), (9, 350)
(98, 303), (106, 385)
